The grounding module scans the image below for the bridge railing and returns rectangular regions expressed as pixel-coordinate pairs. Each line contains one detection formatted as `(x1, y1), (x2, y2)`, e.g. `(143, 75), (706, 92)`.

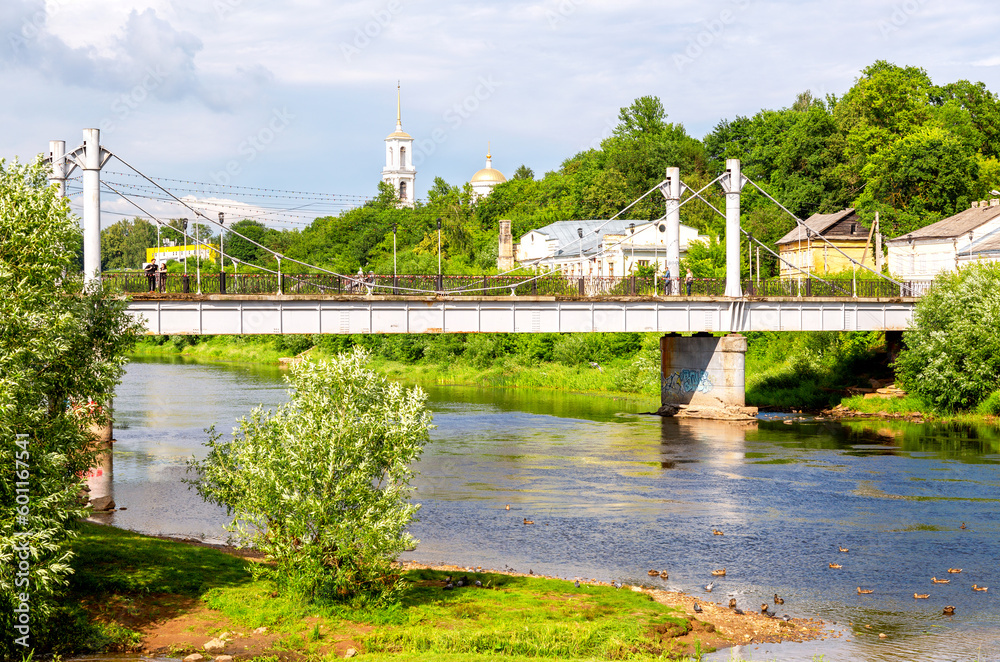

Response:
(102, 272), (931, 298)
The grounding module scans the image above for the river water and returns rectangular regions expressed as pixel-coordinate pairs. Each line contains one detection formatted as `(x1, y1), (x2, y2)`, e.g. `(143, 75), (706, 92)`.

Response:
(92, 357), (1000, 662)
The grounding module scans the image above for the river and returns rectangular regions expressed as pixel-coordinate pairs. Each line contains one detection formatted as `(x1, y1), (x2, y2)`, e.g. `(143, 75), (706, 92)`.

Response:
(90, 357), (1000, 662)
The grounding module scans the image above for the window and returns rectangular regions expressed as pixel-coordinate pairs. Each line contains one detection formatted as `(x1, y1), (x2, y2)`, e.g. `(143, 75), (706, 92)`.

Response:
(399, 146), (406, 167)
(399, 180), (407, 200)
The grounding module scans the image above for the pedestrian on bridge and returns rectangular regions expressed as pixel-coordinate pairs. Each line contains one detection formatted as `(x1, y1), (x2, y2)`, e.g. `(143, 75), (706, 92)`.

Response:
(157, 259), (168, 293)
(144, 259), (157, 292)
(664, 266), (672, 295)
(685, 268), (693, 296)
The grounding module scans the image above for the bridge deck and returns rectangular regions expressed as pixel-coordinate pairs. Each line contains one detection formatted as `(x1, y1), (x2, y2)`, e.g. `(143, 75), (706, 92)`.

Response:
(126, 294), (918, 335)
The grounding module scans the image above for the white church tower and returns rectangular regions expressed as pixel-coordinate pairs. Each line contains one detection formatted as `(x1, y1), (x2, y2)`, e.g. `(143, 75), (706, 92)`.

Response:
(382, 83), (416, 207)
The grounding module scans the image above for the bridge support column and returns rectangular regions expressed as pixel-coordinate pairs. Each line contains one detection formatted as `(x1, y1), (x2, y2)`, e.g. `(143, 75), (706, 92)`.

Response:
(659, 333), (756, 420)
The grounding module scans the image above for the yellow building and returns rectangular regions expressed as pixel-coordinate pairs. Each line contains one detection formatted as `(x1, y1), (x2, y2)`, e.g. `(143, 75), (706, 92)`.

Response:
(776, 208), (875, 278)
(145, 244), (218, 265)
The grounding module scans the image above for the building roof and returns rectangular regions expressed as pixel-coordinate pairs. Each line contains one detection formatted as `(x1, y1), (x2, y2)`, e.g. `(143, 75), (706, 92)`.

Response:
(886, 204), (1000, 244)
(471, 150), (506, 185)
(776, 209), (864, 245)
(528, 219), (656, 258)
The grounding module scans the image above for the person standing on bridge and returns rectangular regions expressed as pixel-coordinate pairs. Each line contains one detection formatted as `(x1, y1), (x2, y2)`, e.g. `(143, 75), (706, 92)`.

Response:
(664, 265), (672, 295)
(144, 259), (157, 292)
(685, 268), (693, 296)
(157, 259), (168, 293)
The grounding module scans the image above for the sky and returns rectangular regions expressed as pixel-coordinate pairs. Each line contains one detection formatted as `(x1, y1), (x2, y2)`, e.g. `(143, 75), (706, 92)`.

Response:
(3, 0), (1000, 230)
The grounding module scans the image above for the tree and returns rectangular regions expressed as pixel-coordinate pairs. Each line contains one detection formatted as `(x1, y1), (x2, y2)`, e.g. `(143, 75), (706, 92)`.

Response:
(1, 157), (142, 655)
(100, 217), (158, 270)
(190, 349), (433, 604)
(225, 219), (271, 264)
(512, 164), (534, 180)
(895, 262), (1000, 412)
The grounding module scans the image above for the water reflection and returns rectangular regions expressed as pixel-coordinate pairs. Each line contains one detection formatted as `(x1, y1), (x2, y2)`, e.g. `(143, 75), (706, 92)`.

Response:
(105, 360), (1000, 661)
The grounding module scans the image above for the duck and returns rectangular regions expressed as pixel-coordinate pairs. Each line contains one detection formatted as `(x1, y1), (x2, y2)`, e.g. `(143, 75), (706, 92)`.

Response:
(704, 582), (715, 592)
(972, 584), (988, 592)
(574, 580), (580, 588)
(712, 529), (725, 536)
(505, 504), (510, 510)
(914, 593), (930, 599)
(712, 568), (727, 576)
(960, 522), (966, 529)
(838, 546), (849, 553)
(523, 518), (534, 525)
(648, 569), (660, 577)
(942, 606), (955, 616)
(693, 602), (703, 613)
(947, 568), (962, 573)
(773, 593), (784, 605)
(829, 563), (842, 569)
(659, 570), (669, 579)
(931, 577), (950, 584)
(728, 597), (737, 609)
(857, 587), (874, 594)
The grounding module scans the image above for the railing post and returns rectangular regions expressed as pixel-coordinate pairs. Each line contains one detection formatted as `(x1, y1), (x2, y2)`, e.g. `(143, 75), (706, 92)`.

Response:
(805, 279), (812, 297)
(277, 257), (283, 295)
(531, 279), (537, 296)
(436, 274), (443, 292)
(219, 271), (226, 295)
(578, 277), (585, 296)
(394, 275), (400, 295)
(182, 274), (190, 294)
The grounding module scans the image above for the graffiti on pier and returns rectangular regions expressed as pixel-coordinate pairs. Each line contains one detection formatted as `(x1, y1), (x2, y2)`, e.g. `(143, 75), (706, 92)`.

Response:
(663, 369), (714, 394)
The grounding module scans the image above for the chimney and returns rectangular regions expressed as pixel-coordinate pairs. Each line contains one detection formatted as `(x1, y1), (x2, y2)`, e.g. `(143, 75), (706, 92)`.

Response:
(498, 219), (515, 271)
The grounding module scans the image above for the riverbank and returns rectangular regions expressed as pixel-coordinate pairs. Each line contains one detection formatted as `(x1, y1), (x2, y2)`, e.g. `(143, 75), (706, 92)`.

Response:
(64, 522), (829, 661)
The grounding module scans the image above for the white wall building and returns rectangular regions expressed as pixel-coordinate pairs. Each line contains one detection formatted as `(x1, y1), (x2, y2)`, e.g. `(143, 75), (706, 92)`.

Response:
(887, 200), (1000, 279)
(381, 85), (416, 207)
(515, 219), (709, 277)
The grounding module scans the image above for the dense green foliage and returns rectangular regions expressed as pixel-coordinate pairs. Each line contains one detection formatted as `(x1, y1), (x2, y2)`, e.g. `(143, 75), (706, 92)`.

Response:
(0, 158), (142, 656)
(190, 350), (433, 604)
(97, 61), (1000, 284)
(895, 263), (1000, 412)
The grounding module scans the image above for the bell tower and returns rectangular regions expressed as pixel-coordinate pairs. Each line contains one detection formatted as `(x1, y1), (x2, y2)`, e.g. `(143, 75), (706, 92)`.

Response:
(382, 83), (416, 207)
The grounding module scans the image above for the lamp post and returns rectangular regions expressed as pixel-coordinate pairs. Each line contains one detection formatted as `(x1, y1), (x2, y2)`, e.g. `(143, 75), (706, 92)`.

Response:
(437, 217), (442, 291)
(181, 218), (188, 274)
(218, 212), (225, 273)
(577, 227), (583, 277)
(628, 222), (635, 276)
(393, 222), (398, 279)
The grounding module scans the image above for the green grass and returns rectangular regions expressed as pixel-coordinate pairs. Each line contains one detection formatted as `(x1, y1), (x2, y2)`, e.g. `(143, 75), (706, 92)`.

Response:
(61, 524), (707, 661)
(838, 394), (929, 415)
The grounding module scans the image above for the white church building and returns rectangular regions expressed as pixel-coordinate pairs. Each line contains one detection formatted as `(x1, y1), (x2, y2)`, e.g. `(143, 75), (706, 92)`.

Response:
(382, 85), (416, 207)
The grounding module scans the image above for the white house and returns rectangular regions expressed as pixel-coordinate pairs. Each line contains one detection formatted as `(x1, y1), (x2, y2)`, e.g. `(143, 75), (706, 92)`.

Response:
(515, 219), (709, 277)
(887, 200), (1000, 279)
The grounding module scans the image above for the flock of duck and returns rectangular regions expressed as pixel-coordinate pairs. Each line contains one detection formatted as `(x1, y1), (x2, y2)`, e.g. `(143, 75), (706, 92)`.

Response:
(651, 528), (989, 620)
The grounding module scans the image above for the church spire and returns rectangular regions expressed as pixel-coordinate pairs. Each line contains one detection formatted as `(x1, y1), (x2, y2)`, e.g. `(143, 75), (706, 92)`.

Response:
(396, 81), (402, 130)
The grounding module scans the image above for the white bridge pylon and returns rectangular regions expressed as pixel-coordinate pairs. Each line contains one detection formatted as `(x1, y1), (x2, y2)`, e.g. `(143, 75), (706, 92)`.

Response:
(49, 129), (111, 287)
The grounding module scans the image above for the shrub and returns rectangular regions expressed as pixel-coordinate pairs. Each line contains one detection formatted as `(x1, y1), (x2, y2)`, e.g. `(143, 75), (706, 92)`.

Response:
(976, 389), (1000, 416)
(189, 349), (433, 604)
(895, 263), (1000, 412)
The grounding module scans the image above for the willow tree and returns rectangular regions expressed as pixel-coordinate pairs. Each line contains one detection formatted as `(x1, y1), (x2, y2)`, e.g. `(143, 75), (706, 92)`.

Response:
(0, 157), (142, 655)
(190, 349), (433, 604)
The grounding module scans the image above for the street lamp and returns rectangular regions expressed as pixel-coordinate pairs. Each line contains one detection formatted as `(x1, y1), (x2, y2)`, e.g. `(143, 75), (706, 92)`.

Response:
(628, 222), (635, 276)
(577, 227), (583, 277)
(181, 218), (189, 274)
(437, 217), (442, 278)
(218, 212), (225, 273)
(393, 222), (398, 279)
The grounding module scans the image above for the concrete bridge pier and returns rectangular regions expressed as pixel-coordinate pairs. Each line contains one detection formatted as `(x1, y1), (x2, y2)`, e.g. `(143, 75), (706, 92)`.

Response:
(659, 333), (757, 420)
(85, 404), (115, 512)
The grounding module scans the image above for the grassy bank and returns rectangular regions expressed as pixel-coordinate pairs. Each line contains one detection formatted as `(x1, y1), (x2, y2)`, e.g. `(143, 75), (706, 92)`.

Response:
(59, 522), (712, 661)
